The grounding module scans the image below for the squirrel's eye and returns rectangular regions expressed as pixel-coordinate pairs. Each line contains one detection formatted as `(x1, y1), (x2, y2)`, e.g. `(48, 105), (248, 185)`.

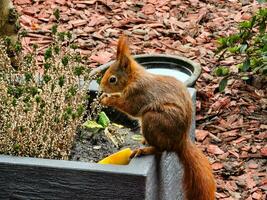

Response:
(109, 75), (117, 84)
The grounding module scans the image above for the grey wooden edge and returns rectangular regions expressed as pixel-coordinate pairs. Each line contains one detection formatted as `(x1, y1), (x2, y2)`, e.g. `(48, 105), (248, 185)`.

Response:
(0, 153), (152, 176)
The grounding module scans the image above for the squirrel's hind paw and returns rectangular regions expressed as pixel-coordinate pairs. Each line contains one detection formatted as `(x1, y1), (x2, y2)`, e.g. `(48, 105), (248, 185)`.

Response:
(130, 146), (157, 159)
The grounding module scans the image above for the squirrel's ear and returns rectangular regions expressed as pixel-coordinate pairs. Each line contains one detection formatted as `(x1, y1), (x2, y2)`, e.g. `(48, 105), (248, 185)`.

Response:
(116, 35), (131, 71)
(116, 35), (130, 59)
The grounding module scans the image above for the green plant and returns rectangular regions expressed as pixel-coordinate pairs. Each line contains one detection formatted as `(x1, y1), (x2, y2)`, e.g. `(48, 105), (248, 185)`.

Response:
(0, 10), (95, 159)
(215, 6), (267, 91)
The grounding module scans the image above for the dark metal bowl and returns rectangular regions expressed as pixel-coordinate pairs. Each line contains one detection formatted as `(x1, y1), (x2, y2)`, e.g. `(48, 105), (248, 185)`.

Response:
(88, 54), (201, 129)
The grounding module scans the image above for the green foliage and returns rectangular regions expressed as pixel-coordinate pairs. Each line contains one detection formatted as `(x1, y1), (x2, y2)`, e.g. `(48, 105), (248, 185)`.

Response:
(51, 25), (58, 35)
(58, 75), (65, 87)
(216, 7), (267, 91)
(256, 0), (267, 4)
(82, 112), (110, 133)
(74, 66), (84, 76)
(98, 111), (110, 128)
(61, 56), (69, 66)
(44, 47), (52, 61)
(53, 8), (60, 21)
(215, 66), (230, 76)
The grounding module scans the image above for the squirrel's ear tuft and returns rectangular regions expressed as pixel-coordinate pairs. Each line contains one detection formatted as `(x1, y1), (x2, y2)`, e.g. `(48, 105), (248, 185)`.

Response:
(117, 35), (130, 59)
(116, 35), (131, 71)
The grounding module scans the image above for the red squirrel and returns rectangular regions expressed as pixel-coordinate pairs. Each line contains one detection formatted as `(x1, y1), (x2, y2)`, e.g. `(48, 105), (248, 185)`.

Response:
(99, 36), (216, 200)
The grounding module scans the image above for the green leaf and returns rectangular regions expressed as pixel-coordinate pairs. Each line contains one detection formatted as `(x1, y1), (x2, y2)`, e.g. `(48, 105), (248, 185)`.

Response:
(58, 76), (65, 87)
(74, 66), (84, 76)
(215, 67), (229, 76)
(44, 62), (51, 70)
(76, 105), (85, 117)
(215, 67), (223, 76)
(241, 59), (251, 72)
(131, 134), (143, 142)
(61, 56), (69, 66)
(66, 31), (72, 40)
(222, 67), (229, 76)
(53, 8), (60, 21)
(35, 96), (41, 103)
(29, 87), (38, 96)
(12, 98), (17, 106)
(13, 143), (20, 151)
(240, 44), (248, 53)
(44, 47), (52, 61)
(83, 120), (103, 133)
(54, 45), (60, 54)
(51, 25), (58, 35)
(57, 32), (65, 41)
(32, 44), (38, 50)
(4, 37), (11, 46)
(74, 55), (82, 62)
(256, 0), (267, 4)
(7, 86), (24, 98)
(219, 77), (228, 92)
(228, 46), (239, 53)
(14, 43), (22, 52)
(43, 75), (51, 83)
(217, 37), (227, 47)
(98, 111), (110, 128)
(70, 44), (78, 49)
(239, 21), (252, 29)
(250, 16), (257, 27)
(241, 76), (250, 80)
(261, 65), (267, 74)
(227, 34), (240, 46)
(66, 106), (73, 115)
(68, 86), (77, 96)
(96, 77), (102, 84)
(24, 72), (32, 82)
(259, 21), (266, 34)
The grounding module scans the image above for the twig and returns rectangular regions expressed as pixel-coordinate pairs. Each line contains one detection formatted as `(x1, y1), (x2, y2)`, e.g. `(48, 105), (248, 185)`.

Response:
(208, 132), (222, 143)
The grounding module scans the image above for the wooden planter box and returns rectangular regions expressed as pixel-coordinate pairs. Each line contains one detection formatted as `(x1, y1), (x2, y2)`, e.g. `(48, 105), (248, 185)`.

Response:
(0, 88), (196, 200)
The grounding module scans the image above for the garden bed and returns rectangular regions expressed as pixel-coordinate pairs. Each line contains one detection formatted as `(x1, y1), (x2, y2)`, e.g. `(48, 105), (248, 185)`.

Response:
(0, 88), (196, 200)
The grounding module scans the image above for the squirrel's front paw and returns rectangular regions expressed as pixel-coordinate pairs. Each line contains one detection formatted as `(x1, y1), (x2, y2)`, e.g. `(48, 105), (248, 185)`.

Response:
(99, 93), (121, 106)
(99, 93), (109, 106)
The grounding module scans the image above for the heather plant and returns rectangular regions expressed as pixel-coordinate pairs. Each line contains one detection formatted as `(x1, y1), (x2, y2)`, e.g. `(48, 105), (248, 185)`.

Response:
(215, 6), (267, 91)
(0, 10), (94, 159)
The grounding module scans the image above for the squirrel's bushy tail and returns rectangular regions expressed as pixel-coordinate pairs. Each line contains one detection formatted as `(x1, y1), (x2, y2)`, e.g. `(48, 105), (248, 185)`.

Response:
(176, 140), (216, 200)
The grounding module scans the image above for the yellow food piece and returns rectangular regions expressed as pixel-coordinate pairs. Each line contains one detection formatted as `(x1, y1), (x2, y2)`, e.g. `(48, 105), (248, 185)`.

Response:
(98, 148), (132, 165)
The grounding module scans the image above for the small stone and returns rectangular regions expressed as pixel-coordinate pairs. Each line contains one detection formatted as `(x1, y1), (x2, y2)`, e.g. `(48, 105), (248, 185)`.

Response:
(248, 162), (258, 169)
(142, 4), (155, 15)
(76, 4), (87, 9)
(93, 146), (102, 150)
(132, 29), (147, 35)
(241, 0), (251, 6)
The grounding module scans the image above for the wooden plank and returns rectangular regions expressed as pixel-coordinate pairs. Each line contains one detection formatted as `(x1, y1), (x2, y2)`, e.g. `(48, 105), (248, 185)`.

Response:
(0, 162), (146, 200)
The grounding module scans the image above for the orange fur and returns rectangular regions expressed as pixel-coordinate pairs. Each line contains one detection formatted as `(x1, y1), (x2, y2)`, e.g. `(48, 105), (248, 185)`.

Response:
(100, 36), (216, 200)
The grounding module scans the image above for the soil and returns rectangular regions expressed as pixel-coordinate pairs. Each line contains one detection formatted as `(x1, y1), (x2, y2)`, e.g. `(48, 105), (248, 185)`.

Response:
(69, 123), (142, 163)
